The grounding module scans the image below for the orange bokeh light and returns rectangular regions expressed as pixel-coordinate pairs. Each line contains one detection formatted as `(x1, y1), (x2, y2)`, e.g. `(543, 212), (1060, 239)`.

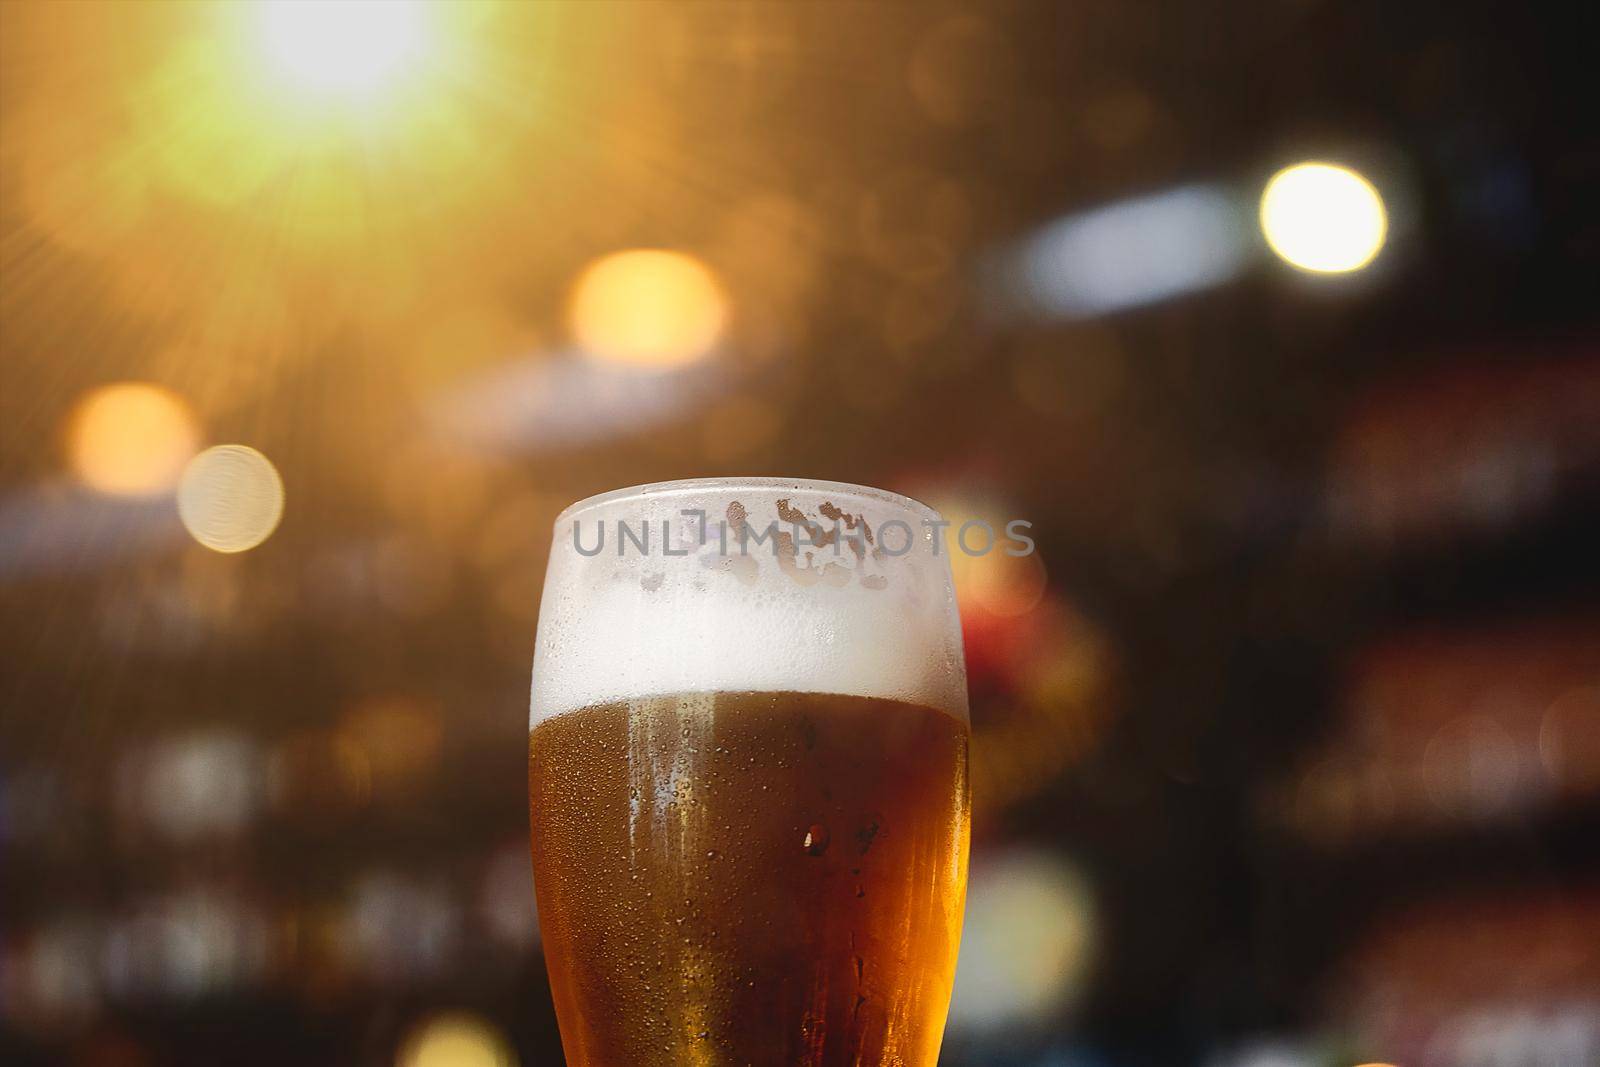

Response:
(66, 382), (201, 496)
(569, 249), (728, 367)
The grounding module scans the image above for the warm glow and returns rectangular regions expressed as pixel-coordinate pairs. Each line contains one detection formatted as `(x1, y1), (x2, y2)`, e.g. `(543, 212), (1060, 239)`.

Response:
(177, 445), (285, 553)
(942, 505), (1047, 619)
(949, 851), (1095, 1030)
(255, 0), (431, 99)
(965, 549), (1048, 618)
(1260, 162), (1388, 273)
(569, 250), (728, 367)
(397, 1013), (518, 1067)
(5, 1), (556, 395)
(67, 382), (201, 496)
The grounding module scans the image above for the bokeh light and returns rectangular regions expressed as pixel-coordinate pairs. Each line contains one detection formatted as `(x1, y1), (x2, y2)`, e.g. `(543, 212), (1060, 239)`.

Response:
(568, 250), (728, 367)
(255, 0), (432, 99)
(66, 383), (201, 497)
(397, 1012), (518, 1067)
(1539, 687), (1600, 792)
(177, 445), (285, 553)
(963, 546), (1048, 618)
(1260, 162), (1388, 273)
(479, 839), (539, 950)
(343, 874), (460, 982)
(1010, 184), (1251, 316)
(139, 731), (262, 842)
(940, 502), (1048, 620)
(339, 698), (443, 796)
(948, 850), (1096, 1032)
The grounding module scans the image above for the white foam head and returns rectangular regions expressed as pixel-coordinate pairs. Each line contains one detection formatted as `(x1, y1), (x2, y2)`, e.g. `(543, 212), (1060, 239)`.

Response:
(530, 478), (969, 724)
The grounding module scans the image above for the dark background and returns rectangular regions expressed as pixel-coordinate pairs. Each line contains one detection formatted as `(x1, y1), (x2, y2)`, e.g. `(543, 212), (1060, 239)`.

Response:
(2, 2), (1596, 1065)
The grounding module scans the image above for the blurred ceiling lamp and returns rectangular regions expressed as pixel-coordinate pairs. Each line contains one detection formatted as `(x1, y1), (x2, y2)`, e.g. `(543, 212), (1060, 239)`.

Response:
(947, 850), (1096, 1032)
(177, 445), (285, 553)
(398, 1012), (518, 1067)
(67, 383), (201, 497)
(998, 185), (1251, 317)
(255, 0), (432, 100)
(569, 250), (728, 367)
(1260, 162), (1388, 273)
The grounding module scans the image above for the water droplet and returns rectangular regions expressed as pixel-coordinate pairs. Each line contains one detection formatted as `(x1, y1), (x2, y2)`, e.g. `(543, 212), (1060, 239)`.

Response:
(803, 822), (831, 855)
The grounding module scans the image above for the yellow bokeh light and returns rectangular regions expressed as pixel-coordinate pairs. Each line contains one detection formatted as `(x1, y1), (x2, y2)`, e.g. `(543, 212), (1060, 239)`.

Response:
(569, 250), (728, 367)
(67, 382), (201, 497)
(397, 1013), (518, 1067)
(177, 445), (285, 554)
(966, 550), (1048, 619)
(255, 0), (431, 99)
(941, 504), (1048, 619)
(1260, 162), (1388, 273)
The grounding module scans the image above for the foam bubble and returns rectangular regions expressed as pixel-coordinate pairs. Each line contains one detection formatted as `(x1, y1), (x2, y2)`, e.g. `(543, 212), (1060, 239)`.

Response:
(530, 479), (968, 724)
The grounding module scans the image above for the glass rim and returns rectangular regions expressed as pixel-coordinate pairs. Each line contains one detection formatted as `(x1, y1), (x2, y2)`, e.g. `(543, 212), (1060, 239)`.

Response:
(554, 476), (944, 525)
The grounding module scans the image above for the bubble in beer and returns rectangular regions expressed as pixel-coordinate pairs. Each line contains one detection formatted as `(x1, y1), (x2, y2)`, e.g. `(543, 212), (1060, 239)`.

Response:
(803, 822), (831, 855)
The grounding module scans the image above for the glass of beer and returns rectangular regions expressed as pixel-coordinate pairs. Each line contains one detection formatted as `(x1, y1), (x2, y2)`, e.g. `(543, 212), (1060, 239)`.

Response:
(528, 478), (970, 1066)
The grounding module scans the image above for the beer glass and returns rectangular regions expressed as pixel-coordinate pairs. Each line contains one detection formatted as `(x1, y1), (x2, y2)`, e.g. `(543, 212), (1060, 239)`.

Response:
(529, 478), (970, 1066)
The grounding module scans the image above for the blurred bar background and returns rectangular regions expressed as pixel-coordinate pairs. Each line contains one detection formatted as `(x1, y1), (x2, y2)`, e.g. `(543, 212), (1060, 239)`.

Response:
(0, 2), (1596, 1065)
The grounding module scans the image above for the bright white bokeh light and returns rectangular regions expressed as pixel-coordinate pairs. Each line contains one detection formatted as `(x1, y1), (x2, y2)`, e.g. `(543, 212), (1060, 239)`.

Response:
(1260, 162), (1388, 273)
(177, 445), (285, 553)
(255, 0), (431, 98)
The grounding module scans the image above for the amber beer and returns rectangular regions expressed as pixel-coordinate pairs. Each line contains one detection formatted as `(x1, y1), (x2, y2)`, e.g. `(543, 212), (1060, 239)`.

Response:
(529, 479), (971, 1066)
(530, 691), (969, 1065)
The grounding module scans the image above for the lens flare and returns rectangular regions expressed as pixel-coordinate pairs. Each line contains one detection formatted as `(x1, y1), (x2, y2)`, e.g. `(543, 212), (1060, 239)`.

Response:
(255, 0), (431, 99)
(569, 250), (728, 367)
(67, 382), (201, 497)
(177, 445), (285, 553)
(1260, 162), (1388, 273)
